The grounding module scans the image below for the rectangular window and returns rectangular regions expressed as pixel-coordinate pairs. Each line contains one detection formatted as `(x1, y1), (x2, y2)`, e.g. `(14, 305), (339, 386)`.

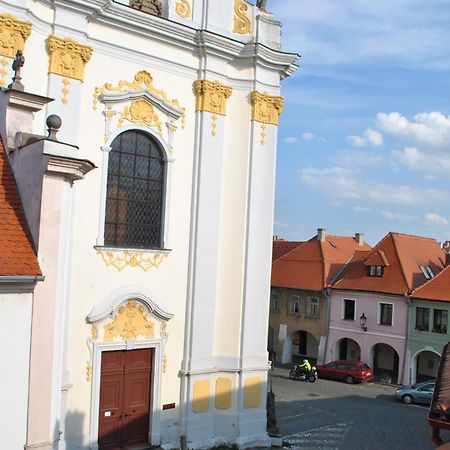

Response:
(343, 299), (355, 320)
(369, 266), (383, 277)
(289, 295), (300, 315)
(433, 309), (448, 334)
(306, 298), (319, 318)
(415, 307), (430, 331)
(270, 292), (280, 312)
(379, 303), (393, 326)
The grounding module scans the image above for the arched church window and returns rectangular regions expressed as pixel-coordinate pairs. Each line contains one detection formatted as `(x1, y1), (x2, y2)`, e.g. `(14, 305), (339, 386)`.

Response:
(104, 130), (165, 249)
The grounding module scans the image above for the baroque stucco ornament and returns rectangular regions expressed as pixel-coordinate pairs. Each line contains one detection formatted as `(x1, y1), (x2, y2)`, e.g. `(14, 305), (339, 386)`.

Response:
(195, 79), (232, 116)
(96, 248), (168, 272)
(118, 99), (163, 134)
(0, 13), (32, 59)
(48, 35), (93, 81)
(175, 0), (192, 19)
(251, 91), (284, 126)
(233, 0), (252, 35)
(104, 299), (155, 341)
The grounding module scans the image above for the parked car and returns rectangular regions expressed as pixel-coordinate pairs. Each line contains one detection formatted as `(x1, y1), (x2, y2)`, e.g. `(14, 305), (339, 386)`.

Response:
(395, 380), (435, 405)
(316, 360), (373, 384)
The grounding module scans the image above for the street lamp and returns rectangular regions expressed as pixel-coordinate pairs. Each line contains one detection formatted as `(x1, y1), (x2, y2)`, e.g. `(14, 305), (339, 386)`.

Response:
(360, 313), (368, 332)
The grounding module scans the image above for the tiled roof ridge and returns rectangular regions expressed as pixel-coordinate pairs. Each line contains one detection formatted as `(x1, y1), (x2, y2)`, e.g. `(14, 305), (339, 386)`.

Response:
(390, 231), (440, 242)
(329, 250), (359, 287)
(0, 138), (41, 276)
(273, 240), (306, 263)
(5, 152), (38, 256)
(412, 263), (450, 297)
(391, 232), (419, 292)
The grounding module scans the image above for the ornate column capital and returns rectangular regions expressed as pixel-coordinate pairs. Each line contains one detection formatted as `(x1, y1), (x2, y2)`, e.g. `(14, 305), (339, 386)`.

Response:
(194, 79), (232, 116)
(251, 91), (284, 126)
(47, 35), (93, 82)
(0, 13), (32, 58)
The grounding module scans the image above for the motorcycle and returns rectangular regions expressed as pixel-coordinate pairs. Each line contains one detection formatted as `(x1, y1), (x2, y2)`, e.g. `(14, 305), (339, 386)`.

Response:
(289, 364), (318, 383)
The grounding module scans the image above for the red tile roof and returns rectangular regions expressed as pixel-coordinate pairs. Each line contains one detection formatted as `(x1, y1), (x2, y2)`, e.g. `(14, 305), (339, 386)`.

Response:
(0, 139), (41, 276)
(333, 232), (445, 295)
(412, 263), (450, 302)
(272, 240), (303, 262)
(271, 234), (371, 291)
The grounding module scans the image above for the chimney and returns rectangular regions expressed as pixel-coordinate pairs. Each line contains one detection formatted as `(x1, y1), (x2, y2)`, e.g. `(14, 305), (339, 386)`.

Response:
(442, 241), (450, 266)
(355, 233), (364, 246)
(317, 228), (326, 242)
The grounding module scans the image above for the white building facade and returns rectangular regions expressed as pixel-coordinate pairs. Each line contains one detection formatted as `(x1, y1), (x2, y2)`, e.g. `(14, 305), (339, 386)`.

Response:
(0, 0), (297, 449)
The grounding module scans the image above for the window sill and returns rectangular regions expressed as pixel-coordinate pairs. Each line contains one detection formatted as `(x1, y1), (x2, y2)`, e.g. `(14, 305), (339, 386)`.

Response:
(95, 246), (171, 272)
(288, 312), (300, 317)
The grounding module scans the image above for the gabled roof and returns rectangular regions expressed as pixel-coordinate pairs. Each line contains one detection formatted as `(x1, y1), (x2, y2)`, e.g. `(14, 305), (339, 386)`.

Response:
(364, 250), (389, 267)
(412, 263), (450, 302)
(0, 138), (41, 276)
(272, 240), (303, 262)
(271, 233), (371, 291)
(333, 232), (445, 296)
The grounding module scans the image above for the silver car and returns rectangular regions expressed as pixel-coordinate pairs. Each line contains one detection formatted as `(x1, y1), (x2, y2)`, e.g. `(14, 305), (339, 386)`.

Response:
(395, 380), (435, 405)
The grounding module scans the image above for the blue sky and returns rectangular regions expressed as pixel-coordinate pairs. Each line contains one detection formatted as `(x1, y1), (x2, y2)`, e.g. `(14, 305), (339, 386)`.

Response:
(258, 0), (450, 245)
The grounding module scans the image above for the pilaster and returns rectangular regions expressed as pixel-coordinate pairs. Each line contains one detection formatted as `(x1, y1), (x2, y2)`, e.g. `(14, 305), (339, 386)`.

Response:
(180, 77), (232, 443)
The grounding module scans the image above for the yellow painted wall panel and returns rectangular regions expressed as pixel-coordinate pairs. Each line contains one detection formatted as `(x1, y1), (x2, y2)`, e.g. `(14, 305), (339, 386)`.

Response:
(215, 377), (232, 410)
(193, 380), (210, 413)
(244, 376), (261, 409)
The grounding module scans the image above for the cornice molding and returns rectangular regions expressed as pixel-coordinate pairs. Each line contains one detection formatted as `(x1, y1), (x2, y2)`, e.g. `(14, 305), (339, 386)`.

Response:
(4, 0), (299, 78)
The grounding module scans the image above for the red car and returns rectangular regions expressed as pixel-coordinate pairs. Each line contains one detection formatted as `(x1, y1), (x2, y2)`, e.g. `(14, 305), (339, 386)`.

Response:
(316, 360), (373, 384)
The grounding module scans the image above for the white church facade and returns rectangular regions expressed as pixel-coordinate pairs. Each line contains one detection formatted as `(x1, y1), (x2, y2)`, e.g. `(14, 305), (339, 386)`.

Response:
(0, 1), (297, 448)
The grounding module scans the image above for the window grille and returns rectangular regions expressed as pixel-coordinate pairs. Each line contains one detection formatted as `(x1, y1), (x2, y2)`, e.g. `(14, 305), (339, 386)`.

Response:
(104, 131), (165, 248)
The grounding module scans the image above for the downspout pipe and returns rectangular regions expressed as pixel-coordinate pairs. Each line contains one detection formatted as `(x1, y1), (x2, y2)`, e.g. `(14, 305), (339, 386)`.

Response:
(322, 287), (332, 364)
(401, 294), (412, 385)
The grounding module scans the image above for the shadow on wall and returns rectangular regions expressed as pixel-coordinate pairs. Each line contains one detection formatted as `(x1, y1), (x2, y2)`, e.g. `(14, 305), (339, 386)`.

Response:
(60, 380), (274, 449)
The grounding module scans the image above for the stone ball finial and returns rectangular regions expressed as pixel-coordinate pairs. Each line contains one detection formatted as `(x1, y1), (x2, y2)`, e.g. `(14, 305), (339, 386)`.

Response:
(46, 114), (62, 141)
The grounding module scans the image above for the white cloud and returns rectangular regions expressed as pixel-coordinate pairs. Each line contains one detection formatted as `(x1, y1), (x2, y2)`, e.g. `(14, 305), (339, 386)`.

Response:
(300, 166), (448, 205)
(284, 136), (299, 144)
(425, 213), (449, 226)
(334, 151), (384, 168)
(347, 128), (384, 147)
(270, 1), (450, 69)
(354, 206), (370, 212)
(377, 112), (450, 149)
(302, 132), (315, 141)
(381, 210), (415, 221)
(392, 147), (450, 178)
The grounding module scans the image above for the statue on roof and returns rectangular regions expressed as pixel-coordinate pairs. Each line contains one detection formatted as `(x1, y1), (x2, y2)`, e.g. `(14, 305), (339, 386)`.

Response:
(257, 0), (268, 11)
(9, 50), (25, 91)
(130, 0), (162, 17)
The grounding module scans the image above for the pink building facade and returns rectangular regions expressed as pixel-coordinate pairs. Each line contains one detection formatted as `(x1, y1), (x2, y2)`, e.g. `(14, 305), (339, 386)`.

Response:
(326, 290), (410, 384)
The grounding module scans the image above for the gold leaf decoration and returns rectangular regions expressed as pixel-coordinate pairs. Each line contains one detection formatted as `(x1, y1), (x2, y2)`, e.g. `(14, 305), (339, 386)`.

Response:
(104, 299), (155, 341)
(61, 78), (70, 105)
(96, 248), (168, 272)
(160, 322), (168, 338)
(175, 0), (192, 19)
(0, 57), (8, 87)
(0, 13), (32, 59)
(48, 35), (93, 81)
(117, 99), (163, 134)
(251, 91), (284, 126)
(194, 79), (232, 116)
(233, 0), (251, 35)
(94, 70), (183, 113)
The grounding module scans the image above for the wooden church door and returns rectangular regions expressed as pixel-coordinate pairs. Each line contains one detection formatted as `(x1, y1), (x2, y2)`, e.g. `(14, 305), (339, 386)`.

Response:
(98, 348), (153, 449)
